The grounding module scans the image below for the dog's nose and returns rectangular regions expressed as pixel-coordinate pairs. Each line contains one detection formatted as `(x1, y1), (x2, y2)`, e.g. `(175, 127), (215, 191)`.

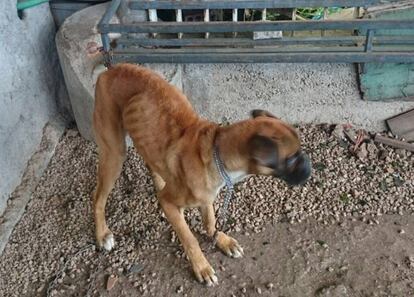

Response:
(282, 153), (312, 186)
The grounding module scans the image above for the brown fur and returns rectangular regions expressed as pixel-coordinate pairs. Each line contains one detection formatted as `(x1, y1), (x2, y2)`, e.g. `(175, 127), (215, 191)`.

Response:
(92, 63), (302, 284)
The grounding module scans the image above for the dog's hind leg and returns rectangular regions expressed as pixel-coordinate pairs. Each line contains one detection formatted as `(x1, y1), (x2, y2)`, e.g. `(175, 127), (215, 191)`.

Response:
(93, 90), (126, 251)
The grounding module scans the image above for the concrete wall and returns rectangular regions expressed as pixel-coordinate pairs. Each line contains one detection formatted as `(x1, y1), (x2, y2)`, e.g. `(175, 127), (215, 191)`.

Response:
(0, 1), (70, 215)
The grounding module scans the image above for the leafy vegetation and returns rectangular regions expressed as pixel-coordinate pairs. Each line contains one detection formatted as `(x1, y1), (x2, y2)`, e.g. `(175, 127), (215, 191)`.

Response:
(296, 7), (343, 20)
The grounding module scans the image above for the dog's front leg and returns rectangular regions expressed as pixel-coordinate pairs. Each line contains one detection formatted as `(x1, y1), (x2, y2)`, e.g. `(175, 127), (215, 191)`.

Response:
(200, 204), (244, 258)
(160, 193), (218, 285)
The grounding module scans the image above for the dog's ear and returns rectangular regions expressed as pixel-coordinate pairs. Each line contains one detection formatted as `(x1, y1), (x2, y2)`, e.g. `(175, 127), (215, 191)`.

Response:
(248, 134), (278, 168)
(250, 109), (278, 119)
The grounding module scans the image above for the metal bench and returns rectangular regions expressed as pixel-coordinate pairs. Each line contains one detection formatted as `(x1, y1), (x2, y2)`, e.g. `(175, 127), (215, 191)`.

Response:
(98, 0), (414, 63)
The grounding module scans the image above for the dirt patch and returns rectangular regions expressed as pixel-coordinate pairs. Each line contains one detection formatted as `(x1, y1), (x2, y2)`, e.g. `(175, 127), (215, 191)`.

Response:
(0, 125), (413, 297)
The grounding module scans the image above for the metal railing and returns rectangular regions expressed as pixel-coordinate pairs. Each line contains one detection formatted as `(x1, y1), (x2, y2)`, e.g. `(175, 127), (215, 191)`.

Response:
(98, 0), (414, 63)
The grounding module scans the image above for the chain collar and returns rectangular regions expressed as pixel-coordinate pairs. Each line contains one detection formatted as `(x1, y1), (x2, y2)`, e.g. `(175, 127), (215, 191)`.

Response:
(213, 145), (234, 193)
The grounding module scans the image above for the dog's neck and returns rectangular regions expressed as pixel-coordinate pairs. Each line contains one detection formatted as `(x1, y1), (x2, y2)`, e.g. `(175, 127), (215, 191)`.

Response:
(212, 143), (247, 197)
(213, 122), (251, 183)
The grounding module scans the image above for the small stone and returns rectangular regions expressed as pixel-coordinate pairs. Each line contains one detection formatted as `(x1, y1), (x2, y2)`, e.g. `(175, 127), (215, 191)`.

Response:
(241, 287), (247, 293)
(357, 143), (368, 159)
(176, 285), (183, 293)
(339, 266), (348, 272)
(327, 267), (334, 272)
(127, 263), (144, 275)
(256, 287), (262, 294)
(399, 229), (405, 234)
(106, 274), (118, 291)
(332, 125), (345, 140)
(395, 149), (405, 157)
(266, 282), (274, 289)
(407, 256), (414, 268)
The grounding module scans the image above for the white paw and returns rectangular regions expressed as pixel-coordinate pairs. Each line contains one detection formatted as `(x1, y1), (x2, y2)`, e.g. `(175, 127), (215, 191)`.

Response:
(232, 248), (244, 258)
(206, 274), (219, 287)
(194, 265), (218, 286)
(103, 233), (115, 251)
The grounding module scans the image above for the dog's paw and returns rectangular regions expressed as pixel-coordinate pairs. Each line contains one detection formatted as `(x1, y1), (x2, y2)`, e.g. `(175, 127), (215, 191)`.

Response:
(193, 260), (218, 286)
(97, 232), (115, 251)
(216, 232), (244, 258)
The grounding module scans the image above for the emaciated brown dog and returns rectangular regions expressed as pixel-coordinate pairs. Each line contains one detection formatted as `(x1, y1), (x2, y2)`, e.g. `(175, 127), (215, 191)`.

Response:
(93, 63), (311, 285)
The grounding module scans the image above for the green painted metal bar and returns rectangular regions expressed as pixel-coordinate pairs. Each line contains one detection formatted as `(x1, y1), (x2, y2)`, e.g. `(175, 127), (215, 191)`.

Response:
(99, 20), (414, 34)
(365, 29), (375, 52)
(101, 34), (111, 52)
(115, 46), (413, 54)
(112, 52), (414, 63)
(117, 35), (414, 47)
(99, 0), (121, 51)
(129, 0), (388, 10)
(98, 0), (121, 28)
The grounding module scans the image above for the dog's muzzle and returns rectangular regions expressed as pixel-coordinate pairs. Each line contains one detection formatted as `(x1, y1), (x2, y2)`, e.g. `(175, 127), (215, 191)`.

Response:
(276, 152), (312, 186)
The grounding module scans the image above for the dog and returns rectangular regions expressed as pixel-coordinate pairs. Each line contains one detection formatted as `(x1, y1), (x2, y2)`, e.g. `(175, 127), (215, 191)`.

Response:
(92, 63), (311, 285)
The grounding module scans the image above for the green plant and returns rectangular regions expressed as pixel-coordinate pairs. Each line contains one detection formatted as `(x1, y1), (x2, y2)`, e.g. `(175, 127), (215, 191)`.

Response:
(296, 7), (343, 20)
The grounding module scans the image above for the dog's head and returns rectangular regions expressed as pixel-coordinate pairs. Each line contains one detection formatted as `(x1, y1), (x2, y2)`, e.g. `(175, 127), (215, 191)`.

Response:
(246, 110), (311, 186)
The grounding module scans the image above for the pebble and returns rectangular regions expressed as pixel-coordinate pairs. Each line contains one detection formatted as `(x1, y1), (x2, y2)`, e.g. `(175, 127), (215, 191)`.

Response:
(256, 287), (262, 294)
(37, 285), (44, 293)
(399, 229), (406, 234)
(106, 274), (118, 291)
(176, 285), (184, 293)
(127, 263), (144, 275)
(266, 283), (274, 289)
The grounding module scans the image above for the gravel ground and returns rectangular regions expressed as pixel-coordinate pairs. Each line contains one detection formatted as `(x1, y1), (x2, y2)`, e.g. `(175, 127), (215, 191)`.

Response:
(0, 125), (413, 297)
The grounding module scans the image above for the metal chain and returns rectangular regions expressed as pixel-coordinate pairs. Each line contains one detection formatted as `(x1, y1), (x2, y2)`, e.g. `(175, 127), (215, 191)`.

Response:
(85, 251), (105, 297)
(211, 146), (234, 248)
(46, 243), (95, 297)
(98, 47), (113, 69)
